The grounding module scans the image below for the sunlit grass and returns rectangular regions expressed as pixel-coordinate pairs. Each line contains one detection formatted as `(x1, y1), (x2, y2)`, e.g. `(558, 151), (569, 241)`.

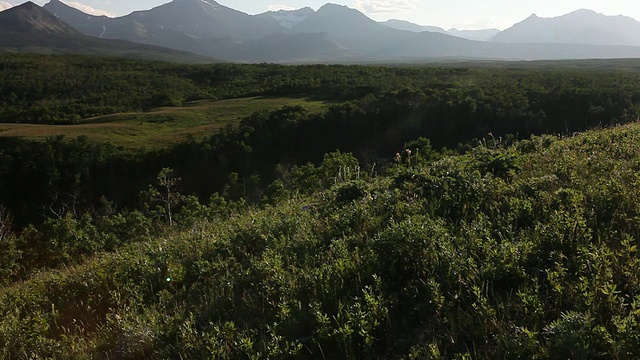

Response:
(0, 96), (332, 151)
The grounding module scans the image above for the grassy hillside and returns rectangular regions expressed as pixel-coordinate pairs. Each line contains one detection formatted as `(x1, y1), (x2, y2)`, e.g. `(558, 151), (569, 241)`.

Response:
(4, 55), (640, 358)
(0, 96), (331, 150)
(3, 121), (640, 358)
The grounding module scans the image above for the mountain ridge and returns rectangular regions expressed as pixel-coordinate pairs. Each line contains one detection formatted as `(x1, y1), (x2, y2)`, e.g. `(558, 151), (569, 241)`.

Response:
(0, 1), (217, 63)
(0, 1), (79, 34)
(6, 1), (640, 62)
(381, 19), (500, 41)
(492, 9), (640, 46)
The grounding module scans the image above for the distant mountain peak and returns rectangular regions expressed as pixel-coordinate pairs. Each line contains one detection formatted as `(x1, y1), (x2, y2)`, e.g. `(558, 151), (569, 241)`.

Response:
(320, 3), (349, 8)
(45, 0), (89, 13)
(0, 1), (80, 34)
(44, 0), (113, 19)
(493, 8), (640, 47)
(317, 3), (353, 12)
(256, 7), (315, 29)
(569, 8), (598, 15)
(15, 1), (40, 10)
(181, 0), (218, 5)
(265, 6), (314, 14)
(313, 2), (372, 22)
(196, 0), (219, 10)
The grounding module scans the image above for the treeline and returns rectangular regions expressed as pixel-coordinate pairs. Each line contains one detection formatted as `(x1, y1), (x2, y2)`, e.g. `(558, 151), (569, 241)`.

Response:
(3, 55), (640, 229)
(3, 53), (640, 124)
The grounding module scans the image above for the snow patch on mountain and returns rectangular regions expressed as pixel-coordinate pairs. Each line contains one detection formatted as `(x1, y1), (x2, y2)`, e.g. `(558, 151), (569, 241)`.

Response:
(259, 7), (315, 29)
(200, 0), (218, 11)
(272, 13), (309, 29)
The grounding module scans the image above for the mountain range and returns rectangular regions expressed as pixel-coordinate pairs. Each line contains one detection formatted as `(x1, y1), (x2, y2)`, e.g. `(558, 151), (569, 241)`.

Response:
(380, 20), (500, 42)
(3, 0), (640, 63)
(0, 1), (216, 63)
(493, 9), (640, 46)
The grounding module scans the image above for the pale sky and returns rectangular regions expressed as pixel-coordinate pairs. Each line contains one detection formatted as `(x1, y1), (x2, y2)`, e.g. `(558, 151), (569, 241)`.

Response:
(3, 0), (640, 30)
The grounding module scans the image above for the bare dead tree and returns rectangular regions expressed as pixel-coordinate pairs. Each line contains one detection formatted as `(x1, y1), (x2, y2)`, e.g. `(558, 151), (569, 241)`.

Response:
(0, 205), (13, 242)
(157, 168), (180, 226)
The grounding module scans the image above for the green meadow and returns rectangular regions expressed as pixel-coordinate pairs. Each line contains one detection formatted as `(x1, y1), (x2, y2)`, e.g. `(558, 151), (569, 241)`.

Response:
(0, 96), (330, 150)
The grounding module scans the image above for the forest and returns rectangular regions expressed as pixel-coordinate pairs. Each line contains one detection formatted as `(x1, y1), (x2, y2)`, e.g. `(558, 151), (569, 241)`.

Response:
(2, 54), (640, 358)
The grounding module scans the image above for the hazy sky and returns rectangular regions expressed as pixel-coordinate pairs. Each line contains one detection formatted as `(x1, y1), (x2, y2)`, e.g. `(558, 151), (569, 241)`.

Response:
(3, 0), (640, 30)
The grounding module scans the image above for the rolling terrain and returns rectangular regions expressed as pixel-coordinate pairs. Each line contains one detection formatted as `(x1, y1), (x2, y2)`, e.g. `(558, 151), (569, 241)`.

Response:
(1, 0), (640, 355)
(0, 96), (330, 150)
(3, 119), (640, 358)
(0, 50), (640, 359)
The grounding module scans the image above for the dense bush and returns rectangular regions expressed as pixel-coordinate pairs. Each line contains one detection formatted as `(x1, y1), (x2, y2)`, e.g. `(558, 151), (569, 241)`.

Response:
(2, 123), (640, 358)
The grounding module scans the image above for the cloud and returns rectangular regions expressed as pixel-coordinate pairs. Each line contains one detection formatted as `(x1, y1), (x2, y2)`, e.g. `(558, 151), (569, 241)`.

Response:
(268, 4), (296, 12)
(0, 1), (12, 11)
(353, 0), (417, 14)
(61, 0), (115, 17)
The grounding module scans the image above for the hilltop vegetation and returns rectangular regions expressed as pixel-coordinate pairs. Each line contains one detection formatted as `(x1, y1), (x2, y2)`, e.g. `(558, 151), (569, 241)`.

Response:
(3, 124), (640, 358)
(3, 54), (640, 358)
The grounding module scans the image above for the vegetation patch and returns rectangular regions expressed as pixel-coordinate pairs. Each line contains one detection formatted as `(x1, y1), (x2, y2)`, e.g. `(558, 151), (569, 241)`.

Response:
(0, 96), (330, 150)
(3, 54), (640, 358)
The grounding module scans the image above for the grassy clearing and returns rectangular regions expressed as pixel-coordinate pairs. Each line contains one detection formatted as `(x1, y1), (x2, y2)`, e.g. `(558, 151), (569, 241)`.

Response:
(0, 96), (331, 150)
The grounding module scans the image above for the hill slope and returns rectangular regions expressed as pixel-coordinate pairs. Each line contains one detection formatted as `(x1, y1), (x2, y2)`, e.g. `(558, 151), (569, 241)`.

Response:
(3, 121), (640, 357)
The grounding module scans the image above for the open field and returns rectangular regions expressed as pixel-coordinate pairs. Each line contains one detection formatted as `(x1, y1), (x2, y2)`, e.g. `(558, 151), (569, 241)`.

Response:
(0, 96), (331, 150)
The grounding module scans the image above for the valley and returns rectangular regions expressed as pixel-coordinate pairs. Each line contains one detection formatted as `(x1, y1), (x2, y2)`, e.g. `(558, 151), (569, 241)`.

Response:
(1, 0), (640, 356)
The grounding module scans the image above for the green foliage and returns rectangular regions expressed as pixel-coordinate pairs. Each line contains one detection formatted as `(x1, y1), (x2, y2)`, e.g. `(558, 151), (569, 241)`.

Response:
(544, 311), (611, 359)
(0, 205), (19, 283)
(6, 58), (640, 358)
(5, 58), (640, 234)
(335, 180), (368, 204)
(1, 120), (637, 357)
(472, 147), (520, 179)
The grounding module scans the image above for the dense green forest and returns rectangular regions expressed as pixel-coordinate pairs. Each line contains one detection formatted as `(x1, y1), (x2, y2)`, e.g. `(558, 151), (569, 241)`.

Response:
(2, 54), (640, 127)
(3, 55), (640, 227)
(3, 54), (640, 358)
